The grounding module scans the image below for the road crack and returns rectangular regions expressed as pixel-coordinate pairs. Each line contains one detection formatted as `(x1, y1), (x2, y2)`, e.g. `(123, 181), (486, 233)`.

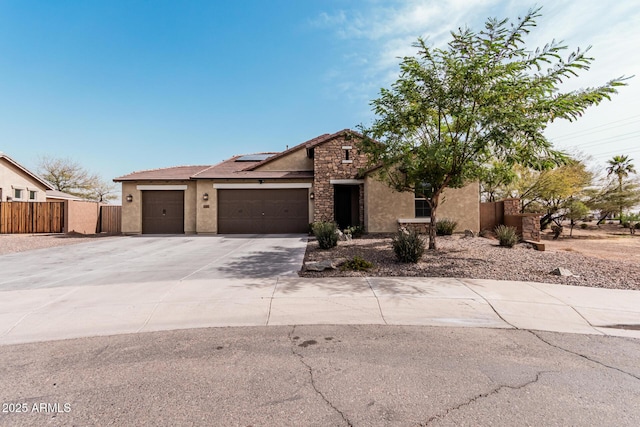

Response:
(529, 330), (640, 381)
(288, 326), (353, 426)
(422, 371), (546, 426)
(365, 277), (388, 325)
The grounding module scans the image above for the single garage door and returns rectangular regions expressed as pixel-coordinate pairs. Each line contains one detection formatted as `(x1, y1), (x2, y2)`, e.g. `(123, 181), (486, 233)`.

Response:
(142, 190), (184, 234)
(218, 189), (308, 233)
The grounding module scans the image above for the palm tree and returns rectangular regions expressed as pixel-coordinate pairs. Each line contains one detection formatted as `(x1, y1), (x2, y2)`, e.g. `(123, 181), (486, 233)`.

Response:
(606, 155), (637, 223)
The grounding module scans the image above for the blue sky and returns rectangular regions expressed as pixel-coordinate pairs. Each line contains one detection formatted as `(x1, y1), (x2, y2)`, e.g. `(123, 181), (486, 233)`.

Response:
(1, 0), (639, 201)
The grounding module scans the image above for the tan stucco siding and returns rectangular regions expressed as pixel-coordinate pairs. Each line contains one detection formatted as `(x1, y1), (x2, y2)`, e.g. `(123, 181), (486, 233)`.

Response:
(438, 182), (480, 232)
(365, 176), (413, 232)
(120, 180), (196, 234)
(184, 183), (197, 233)
(121, 182), (141, 234)
(0, 159), (48, 202)
(254, 149), (313, 171)
(196, 180), (217, 233)
(365, 178), (480, 233)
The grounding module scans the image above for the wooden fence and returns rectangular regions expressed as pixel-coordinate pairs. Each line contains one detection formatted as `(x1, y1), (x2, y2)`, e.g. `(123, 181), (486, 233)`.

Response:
(99, 205), (122, 234)
(479, 201), (505, 233)
(0, 202), (65, 234)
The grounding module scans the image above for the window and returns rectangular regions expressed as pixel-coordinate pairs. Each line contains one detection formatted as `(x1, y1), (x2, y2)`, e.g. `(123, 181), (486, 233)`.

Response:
(342, 145), (353, 164)
(29, 190), (37, 201)
(414, 182), (433, 218)
(14, 188), (23, 200)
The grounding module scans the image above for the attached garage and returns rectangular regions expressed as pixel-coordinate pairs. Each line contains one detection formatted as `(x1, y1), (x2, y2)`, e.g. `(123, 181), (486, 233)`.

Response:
(218, 188), (308, 233)
(142, 190), (185, 234)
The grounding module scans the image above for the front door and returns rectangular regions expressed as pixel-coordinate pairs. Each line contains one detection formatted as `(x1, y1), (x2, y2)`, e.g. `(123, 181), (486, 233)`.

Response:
(334, 185), (360, 230)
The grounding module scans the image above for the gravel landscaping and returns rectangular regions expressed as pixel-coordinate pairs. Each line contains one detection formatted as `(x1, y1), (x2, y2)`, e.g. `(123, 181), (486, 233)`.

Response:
(301, 233), (640, 291)
(0, 233), (117, 255)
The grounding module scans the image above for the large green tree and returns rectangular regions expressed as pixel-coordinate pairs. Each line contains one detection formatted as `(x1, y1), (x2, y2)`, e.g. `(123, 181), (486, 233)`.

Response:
(606, 155), (636, 222)
(359, 7), (627, 249)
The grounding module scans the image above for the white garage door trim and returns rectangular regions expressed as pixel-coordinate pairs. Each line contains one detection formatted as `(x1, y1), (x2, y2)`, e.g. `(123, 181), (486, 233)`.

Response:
(137, 185), (188, 190)
(213, 183), (312, 189)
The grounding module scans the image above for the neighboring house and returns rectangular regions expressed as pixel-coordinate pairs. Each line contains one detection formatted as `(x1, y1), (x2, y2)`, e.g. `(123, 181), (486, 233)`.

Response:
(114, 129), (479, 234)
(0, 152), (53, 202)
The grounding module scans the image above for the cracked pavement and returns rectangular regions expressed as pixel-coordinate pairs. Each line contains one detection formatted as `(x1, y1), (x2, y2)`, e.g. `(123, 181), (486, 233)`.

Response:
(1, 325), (639, 426)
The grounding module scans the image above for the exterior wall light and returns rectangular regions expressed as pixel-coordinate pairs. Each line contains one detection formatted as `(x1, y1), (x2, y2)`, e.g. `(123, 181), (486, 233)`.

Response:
(203, 193), (209, 201)
(309, 192), (315, 200)
(126, 194), (133, 203)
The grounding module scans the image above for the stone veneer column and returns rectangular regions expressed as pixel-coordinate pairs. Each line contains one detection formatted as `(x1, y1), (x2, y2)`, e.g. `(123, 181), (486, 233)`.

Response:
(503, 198), (521, 215)
(313, 134), (368, 223)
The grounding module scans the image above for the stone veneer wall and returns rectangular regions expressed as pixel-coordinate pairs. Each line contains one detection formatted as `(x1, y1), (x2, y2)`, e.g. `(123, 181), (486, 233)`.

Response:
(313, 134), (368, 225)
(503, 198), (521, 215)
(504, 213), (541, 242)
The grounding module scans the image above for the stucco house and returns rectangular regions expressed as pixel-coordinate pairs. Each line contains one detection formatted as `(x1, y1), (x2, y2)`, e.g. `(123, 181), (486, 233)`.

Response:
(0, 152), (53, 202)
(114, 129), (479, 235)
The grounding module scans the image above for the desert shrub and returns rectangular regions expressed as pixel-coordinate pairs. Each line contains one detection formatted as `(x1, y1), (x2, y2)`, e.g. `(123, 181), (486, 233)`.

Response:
(312, 221), (338, 249)
(580, 223), (588, 229)
(622, 221), (631, 229)
(635, 223), (640, 230)
(392, 229), (425, 263)
(435, 218), (457, 236)
(495, 225), (518, 248)
(344, 225), (365, 238)
(341, 255), (374, 271)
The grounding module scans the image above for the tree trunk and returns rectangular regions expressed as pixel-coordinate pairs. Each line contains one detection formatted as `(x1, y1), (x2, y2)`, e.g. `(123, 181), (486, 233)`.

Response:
(619, 176), (624, 224)
(428, 193), (440, 250)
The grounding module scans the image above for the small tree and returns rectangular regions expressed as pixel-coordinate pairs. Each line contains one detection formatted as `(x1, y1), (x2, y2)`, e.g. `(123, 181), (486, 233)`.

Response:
(359, 7), (627, 249)
(585, 179), (640, 225)
(38, 156), (117, 202)
(564, 199), (589, 237)
(516, 159), (592, 229)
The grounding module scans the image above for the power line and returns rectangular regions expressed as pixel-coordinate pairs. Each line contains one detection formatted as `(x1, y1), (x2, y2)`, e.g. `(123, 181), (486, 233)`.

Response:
(555, 131), (640, 149)
(554, 130), (640, 146)
(549, 114), (640, 141)
(590, 147), (640, 160)
(551, 120), (639, 142)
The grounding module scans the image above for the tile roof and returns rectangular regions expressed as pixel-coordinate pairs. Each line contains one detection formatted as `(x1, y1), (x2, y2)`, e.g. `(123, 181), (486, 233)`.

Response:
(113, 165), (211, 182)
(112, 129), (361, 182)
(192, 156), (313, 179)
(243, 129), (363, 171)
(45, 190), (84, 200)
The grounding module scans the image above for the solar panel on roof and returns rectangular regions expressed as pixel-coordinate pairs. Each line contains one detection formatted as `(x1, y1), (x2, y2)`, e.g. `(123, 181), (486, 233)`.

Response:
(235, 154), (274, 162)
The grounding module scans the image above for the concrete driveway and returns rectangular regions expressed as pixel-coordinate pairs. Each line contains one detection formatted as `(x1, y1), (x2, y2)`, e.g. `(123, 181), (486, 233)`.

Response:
(0, 234), (308, 344)
(0, 234), (308, 291)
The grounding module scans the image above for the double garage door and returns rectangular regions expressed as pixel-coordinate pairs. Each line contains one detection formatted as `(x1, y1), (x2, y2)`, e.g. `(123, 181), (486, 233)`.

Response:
(218, 188), (308, 234)
(141, 189), (308, 234)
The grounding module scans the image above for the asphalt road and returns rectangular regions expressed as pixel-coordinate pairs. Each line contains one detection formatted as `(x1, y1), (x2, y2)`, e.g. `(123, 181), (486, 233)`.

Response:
(1, 325), (639, 426)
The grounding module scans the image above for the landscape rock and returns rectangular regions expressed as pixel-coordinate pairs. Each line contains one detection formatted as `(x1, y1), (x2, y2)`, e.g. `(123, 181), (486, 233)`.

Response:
(464, 229), (475, 238)
(550, 267), (574, 277)
(305, 258), (347, 271)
